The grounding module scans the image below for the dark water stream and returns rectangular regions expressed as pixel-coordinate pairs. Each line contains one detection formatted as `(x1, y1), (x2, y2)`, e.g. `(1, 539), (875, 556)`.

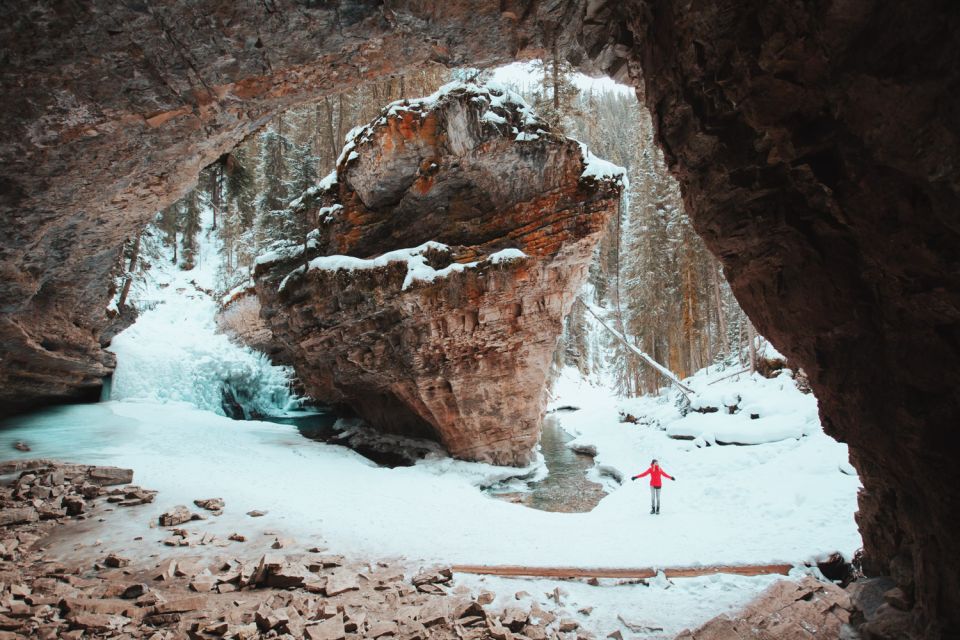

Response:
(486, 414), (607, 513)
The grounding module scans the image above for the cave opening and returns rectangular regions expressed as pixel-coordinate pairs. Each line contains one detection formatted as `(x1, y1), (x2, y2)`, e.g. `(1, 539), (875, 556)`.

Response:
(0, 2), (957, 636)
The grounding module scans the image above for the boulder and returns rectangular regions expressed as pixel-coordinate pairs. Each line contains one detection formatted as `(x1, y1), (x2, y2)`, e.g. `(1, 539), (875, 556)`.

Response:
(158, 506), (198, 527)
(324, 571), (361, 597)
(103, 554), (130, 569)
(265, 564), (309, 589)
(61, 497), (84, 516)
(85, 467), (133, 486)
(306, 613), (346, 640)
(254, 84), (623, 466)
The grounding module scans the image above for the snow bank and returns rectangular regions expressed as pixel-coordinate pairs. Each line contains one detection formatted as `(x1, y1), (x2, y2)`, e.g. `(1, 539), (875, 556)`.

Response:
(665, 411), (814, 445)
(547, 365), (862, 566)
(456, 570), (794, 639)
(661, 369), (820, 445)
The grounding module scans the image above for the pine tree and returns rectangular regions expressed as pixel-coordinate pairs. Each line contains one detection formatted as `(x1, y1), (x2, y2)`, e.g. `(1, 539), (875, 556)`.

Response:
(155, 203), (179, 265)
(179, 191), (201, 270)
(530, 51), (581, 134)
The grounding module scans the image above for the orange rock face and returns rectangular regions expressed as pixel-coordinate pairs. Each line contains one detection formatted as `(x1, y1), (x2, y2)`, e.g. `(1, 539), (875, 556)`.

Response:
(255, 85), (623, 464)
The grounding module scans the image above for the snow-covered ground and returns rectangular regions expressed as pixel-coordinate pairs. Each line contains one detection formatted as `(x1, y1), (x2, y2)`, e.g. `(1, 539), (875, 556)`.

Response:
(0, 360), (862, 571)
(0, 396), (851, 637)
(0, 207), (862, 637)
(455, 571), (793, 638)
(547, 364), (862, 569)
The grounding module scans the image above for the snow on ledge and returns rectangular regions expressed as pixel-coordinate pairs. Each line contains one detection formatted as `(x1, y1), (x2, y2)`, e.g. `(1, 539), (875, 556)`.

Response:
(305, 241), (464, 291)
(577, 141), (628, 187)
(279, 243), (529, 292)
(488, 248), (528, 264)
(255, 238), (319, 267)
(220, 281), (255, 307)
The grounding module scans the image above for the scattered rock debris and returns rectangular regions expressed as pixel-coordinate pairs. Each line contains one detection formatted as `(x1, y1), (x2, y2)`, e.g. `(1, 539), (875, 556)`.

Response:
(0, 459), (615, 639)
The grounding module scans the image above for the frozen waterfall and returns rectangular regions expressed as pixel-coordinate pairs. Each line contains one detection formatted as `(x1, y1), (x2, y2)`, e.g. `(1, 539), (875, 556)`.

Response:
(107, 219), (298, 418)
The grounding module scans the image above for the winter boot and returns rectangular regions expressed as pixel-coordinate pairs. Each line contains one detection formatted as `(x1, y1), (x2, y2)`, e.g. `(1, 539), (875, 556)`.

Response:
(650, 508), (655, 514)
(655, 508), (660, 514)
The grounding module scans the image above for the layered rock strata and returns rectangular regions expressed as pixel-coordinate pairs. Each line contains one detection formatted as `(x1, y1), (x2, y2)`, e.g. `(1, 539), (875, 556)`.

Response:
(254, 84), (624, 465)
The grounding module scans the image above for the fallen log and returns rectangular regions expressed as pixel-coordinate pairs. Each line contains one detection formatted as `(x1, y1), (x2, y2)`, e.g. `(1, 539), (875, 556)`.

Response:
(451, 563), (793, 580)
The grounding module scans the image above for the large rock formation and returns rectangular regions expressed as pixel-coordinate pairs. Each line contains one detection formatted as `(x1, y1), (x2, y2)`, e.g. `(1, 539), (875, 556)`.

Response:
(254, 85), (624, 464)
(1, 1), (959, 633)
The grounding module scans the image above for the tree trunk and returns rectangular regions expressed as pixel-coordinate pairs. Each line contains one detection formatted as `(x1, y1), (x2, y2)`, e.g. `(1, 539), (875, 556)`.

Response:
(324, 96), (337, 169)
(336, 93), (344, 153)
(581, 299), (694, 396)
(117, 230), (142, 310)
(747, 320), (758, 372)
(552, 40), (560, 110)
(713, 263), (727, 357)
(211, 162), (222, 230)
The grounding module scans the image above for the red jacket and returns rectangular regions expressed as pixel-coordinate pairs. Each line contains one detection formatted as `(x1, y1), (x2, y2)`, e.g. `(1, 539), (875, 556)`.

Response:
(633, 465), (674, 487)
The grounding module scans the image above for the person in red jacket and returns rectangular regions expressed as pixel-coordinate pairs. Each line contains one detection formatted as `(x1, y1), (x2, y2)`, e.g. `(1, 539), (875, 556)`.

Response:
(631, 459), (676, 514)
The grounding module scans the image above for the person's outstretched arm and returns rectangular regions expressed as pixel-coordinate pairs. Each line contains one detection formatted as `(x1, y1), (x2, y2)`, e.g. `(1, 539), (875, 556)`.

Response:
(664, 470), (676, 480)
(631, 467), (652, 481)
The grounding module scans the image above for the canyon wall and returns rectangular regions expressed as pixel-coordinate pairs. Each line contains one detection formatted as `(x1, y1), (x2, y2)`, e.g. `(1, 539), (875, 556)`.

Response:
(253, 85), (623, 465)
(623, 3), (960, 636)
(1, 1), (958, 634)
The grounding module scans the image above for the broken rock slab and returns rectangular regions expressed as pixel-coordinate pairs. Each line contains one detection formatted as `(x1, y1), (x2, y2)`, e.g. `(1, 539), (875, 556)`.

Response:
(158, 505), (203, 527)
(677, 576), (855, 638)
(194, 497), (224, 512)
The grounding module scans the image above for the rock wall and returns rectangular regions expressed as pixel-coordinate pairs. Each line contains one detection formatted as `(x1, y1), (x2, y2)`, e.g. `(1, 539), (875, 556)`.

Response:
(254, 85), (624, 465)
(1, 0), (959, 633)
